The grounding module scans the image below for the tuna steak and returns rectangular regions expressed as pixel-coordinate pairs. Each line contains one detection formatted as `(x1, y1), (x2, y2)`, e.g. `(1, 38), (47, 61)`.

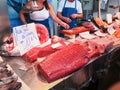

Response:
(37, 44), (90, 82)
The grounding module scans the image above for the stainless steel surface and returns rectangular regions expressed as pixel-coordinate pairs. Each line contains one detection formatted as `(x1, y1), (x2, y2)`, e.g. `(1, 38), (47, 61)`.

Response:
(0, 0), (11, 46)
(1, 45), (120, 90)
(2, 56), (68, 90)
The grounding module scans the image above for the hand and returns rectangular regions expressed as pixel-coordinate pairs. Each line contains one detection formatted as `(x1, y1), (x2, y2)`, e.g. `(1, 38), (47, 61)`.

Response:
(24, 23), (27, 27)
(70, 14), (77, 19)
(64, 17), (72, 23)
(109, 5), (119, 9)
(62, 22), (70, 29)
(113, 12), (120, 19)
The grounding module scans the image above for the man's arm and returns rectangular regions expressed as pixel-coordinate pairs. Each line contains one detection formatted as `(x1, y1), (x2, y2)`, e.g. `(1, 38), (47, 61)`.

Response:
(109, 5), (120, 9)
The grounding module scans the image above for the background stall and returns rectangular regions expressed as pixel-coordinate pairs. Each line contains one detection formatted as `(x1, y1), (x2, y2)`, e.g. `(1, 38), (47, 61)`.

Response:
(0, 0), (11, 46)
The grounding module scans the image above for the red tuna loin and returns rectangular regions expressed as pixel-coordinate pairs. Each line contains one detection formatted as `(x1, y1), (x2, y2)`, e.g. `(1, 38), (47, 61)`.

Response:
(38, 40), (67, 58)
(35, 24), (49, 44)
(37, 44), (90, 82)
(22, 47), (41, 62)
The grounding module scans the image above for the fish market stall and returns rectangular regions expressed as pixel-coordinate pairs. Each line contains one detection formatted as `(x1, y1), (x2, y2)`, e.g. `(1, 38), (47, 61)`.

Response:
(1, 20), (120, 89)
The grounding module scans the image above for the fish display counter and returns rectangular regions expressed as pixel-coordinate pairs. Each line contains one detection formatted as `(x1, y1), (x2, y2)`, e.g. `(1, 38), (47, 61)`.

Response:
(1, 17), (120, 90)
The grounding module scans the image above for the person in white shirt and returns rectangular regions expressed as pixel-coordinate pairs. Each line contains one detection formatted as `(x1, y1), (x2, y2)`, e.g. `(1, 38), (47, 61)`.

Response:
(57, 0), (83, 37)
(107, 0), (120, 15)
(19, 0), (69, 37)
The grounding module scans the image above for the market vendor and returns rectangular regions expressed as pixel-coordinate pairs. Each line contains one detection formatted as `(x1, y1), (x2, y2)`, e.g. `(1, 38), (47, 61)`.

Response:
(19, 0), (69, 37)
(107, 0), (120, 15)
(57, 0), (83, 37)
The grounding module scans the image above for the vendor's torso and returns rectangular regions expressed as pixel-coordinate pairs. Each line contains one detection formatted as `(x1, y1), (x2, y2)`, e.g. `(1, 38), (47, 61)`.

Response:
(29, 1), (49, 21)
(62, 0), (77, 16)
(63, 0), (76, 8)
(62, 0), (77, 28)
(107, 0), (120, 15)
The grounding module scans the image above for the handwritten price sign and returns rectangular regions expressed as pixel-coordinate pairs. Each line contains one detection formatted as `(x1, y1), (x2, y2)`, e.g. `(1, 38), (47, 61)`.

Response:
(13, 23), (40, 55)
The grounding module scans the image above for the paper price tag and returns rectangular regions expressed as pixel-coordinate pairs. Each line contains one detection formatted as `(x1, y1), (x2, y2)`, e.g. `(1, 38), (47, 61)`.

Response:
(51, 42), (62, 49)
(13, 23), (40, 55)
(108, 26), (116, 35)
(94, 30), (107, 37)
(79, 31), (96, 39)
